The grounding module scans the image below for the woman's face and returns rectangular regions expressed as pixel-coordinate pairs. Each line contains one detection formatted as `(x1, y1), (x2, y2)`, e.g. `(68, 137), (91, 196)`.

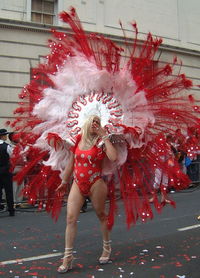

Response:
(89, 117), (100, 135)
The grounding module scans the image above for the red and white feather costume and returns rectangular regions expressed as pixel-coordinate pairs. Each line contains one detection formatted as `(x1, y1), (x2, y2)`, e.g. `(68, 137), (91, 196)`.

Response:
(8, 7), (200, 229)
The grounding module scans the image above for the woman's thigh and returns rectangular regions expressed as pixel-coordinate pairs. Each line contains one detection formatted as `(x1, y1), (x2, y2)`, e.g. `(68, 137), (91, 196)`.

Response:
(90, 179), (108, 213)
(67, 182), (85, 219)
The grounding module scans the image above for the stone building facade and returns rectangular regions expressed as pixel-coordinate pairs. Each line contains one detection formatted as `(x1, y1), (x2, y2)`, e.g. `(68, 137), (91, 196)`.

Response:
(0, 0), (200, 128)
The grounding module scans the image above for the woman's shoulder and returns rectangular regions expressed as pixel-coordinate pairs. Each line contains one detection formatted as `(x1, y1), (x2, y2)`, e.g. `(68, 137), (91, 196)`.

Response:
(70, 133), (82, 153)
(71, 133), (81, 144)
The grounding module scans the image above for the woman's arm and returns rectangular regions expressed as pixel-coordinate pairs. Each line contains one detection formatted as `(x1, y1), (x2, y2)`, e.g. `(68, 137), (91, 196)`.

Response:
(103, 136), (117, 162)
(93, 123), (117, 162)
(96, 127), (117, 162)
(56, 152), (75, 191)
(62, 152), (75, 183)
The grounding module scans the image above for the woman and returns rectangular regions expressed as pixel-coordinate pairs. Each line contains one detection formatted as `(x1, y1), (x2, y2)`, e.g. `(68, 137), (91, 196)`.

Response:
(57, 115), (117, 273)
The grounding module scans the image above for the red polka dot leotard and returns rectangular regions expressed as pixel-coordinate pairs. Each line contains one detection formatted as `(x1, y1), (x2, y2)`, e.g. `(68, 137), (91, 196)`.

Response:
(71, 135), (105, 196)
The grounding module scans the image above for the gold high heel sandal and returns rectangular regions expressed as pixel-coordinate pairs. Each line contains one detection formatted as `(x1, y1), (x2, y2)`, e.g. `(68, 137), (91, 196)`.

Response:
(57, 247), (74, 273)
(99, 240), (112, 264)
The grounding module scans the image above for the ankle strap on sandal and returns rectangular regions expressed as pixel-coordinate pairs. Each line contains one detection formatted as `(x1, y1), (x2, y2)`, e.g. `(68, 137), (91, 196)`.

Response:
(103, 240), (111, 252)
(63, 247), (73, 258)
(103, 240), (111, 245)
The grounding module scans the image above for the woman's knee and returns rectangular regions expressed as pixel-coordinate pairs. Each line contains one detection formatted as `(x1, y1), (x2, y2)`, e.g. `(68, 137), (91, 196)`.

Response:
(96, 210), (106, 222)
(66, 213), (78, 226)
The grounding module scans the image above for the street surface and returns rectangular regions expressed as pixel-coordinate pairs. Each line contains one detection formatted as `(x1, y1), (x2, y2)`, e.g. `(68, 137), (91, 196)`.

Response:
(0, 186), (200, 278)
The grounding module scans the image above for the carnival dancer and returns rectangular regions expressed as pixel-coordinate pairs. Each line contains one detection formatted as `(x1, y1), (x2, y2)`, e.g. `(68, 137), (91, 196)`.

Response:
(56, 115), (117, 272)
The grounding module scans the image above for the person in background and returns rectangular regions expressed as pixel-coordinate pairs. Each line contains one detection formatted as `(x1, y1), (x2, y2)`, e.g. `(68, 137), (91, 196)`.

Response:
(8, 132), (24, 207)
(186, 127), (200, 184)
(149, 134), (175, 204)
(80, 198), (88, 213)
(0, 128), (15, 216)
(0, 188), (5, 210)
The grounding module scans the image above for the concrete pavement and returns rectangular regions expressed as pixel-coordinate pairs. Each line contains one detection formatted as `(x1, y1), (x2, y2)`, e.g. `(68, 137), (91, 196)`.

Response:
(0, 186), (200, 278)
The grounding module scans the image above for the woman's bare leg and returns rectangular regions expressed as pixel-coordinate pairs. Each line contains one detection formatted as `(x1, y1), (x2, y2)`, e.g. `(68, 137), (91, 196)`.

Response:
(62, 182), (85, 266)
(90, 179), (111, 259)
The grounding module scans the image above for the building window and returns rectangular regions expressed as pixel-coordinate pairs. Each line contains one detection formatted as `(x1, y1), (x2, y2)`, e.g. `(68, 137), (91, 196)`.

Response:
(31, 0), (56, 25)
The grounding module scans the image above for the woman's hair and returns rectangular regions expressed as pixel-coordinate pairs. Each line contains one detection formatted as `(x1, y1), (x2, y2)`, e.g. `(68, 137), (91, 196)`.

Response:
(81, 115), (101, 146)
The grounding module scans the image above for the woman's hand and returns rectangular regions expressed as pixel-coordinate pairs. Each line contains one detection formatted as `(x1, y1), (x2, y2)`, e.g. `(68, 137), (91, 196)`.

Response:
(56, 182), (68, 196)
(93, 123), (107, 138)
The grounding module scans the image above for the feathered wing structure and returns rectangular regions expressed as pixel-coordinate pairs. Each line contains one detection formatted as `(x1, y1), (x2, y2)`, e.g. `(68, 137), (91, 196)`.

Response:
(8, 7), (200, 227)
